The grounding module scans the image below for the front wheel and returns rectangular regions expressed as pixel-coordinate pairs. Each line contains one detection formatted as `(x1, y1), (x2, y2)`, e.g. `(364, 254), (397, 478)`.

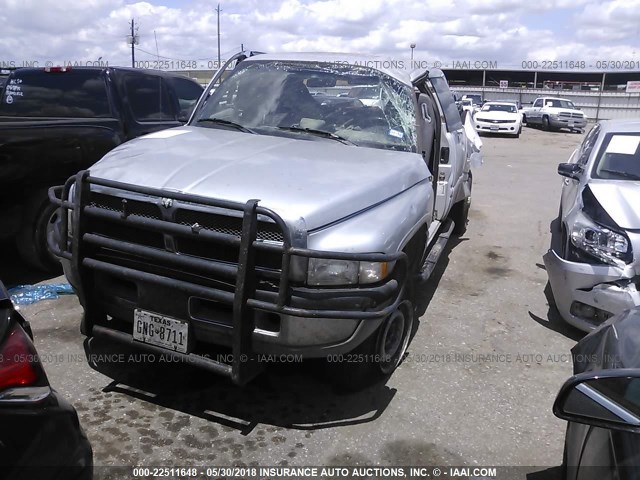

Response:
(451, 174), (473, 236)
(16, 191), (62, 273)
(328, 302), (413, 391)
(542, 116), (550, 131)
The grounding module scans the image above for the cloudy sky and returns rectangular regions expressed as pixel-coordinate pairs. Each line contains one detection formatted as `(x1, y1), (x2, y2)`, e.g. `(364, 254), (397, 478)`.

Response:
(1, 0), (639, 70)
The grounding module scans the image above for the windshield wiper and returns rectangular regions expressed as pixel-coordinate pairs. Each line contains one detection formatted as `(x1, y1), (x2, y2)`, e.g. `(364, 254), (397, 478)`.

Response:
(196, 118), (256, 134)
(276, 126), (354, 145)
(599, 168), (640, 181)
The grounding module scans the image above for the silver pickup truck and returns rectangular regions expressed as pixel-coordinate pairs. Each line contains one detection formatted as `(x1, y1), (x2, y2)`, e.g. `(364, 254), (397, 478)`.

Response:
(49, 52), (479, 388)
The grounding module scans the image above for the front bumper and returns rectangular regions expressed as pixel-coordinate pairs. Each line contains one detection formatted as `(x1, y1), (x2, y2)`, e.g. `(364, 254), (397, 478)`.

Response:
(474, 120), (520, 135)
(49, 171), (408, 385)
(543, 249), (640, 332)
(548, 116), (587, 130)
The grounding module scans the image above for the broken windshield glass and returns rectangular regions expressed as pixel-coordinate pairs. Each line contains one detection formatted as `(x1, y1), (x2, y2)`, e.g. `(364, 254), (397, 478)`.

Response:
(193, 60), (417, 152)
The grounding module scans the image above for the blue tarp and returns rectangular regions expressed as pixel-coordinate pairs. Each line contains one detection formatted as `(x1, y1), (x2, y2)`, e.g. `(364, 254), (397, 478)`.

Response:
(8, 284), (74, 306)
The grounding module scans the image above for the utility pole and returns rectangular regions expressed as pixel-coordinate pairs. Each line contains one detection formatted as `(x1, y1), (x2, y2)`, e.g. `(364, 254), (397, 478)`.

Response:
(216, 4), (222, 66)
(128, 19), (139, 67)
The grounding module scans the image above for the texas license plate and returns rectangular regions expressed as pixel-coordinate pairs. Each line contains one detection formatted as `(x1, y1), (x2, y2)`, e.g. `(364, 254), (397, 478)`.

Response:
(133, 309), (188, 353)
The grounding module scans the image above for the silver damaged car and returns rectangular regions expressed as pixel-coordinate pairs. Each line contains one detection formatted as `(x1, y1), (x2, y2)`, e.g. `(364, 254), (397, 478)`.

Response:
(544, 119), (640, 332)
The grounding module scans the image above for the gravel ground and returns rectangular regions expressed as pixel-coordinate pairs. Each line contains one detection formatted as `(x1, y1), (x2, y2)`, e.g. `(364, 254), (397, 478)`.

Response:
(4, 125), (589, 479)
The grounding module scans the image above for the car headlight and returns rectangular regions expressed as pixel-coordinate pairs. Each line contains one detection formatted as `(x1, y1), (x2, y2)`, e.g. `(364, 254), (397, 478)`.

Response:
(570, 210), (631, 267)
(307, 258), (390, 286)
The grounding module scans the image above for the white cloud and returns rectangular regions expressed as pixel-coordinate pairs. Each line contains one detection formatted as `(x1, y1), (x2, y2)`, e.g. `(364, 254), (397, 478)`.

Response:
(0, 0), (636, 71)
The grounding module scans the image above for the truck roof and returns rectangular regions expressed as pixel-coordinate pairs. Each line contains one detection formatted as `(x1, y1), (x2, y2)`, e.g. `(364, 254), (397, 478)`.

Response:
(8, 66), (197, 81)
(537, 96), (573, 101)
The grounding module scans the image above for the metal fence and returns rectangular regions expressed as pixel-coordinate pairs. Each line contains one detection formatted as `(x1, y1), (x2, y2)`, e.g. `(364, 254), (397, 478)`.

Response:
(452, 87), (640, 121)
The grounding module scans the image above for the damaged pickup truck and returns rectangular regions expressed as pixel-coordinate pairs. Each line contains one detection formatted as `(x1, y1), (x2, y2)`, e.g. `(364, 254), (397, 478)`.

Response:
(49, 52), (480, 387)
(544, 119), (640, 332)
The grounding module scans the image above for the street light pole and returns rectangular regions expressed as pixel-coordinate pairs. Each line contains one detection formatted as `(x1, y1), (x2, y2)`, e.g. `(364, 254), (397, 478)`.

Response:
(128, 19), (139, 68)
(216, 4), (222, 66)
(410, 43), (416, 63)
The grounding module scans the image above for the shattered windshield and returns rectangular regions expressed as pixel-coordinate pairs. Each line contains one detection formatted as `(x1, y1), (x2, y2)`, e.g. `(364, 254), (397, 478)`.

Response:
(193, 60), (417, 152)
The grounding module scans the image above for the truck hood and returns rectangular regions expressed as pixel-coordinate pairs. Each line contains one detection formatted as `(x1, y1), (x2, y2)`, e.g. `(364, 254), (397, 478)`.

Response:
(547, 108), (585, 117)
(89, 126), (429, 231)
(589, 180), (640, 230)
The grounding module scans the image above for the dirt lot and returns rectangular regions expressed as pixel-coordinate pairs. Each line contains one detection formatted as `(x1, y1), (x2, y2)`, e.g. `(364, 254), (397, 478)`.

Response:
(2, 126), (589, 477)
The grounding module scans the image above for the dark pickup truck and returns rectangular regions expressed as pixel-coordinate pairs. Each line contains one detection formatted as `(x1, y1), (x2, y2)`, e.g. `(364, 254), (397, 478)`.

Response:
(0, 66), (203, 271)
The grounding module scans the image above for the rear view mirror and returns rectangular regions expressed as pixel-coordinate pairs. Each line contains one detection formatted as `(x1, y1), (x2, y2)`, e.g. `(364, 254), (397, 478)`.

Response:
(470, 152), (483, 168)
(554, 369), (640, 434)
(558, 162), (582, 180)
(306, 77), (337, 88)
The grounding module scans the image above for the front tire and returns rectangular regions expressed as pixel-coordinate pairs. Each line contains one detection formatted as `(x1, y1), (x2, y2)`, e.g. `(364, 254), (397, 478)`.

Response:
(16, 190), (62, 273)
(451, 174), (473, 235)
(542, 116), (550, 131)
(329, 302), (413, 391)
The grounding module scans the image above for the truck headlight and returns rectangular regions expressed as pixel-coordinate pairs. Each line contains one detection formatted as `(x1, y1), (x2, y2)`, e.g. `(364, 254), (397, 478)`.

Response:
(570, 210), (631, 267)
(67, 184), (76, 238)
(307, 258), (390, 286)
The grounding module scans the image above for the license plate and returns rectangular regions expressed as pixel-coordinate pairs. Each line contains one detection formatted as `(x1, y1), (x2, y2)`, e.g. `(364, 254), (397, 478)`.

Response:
(490, 126), (499, 131)
(568, 122), (575, 127)
(133, 309), (188, 353)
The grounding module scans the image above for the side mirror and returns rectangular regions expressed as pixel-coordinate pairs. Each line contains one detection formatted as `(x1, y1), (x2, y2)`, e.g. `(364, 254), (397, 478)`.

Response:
(554, 369), (640, 434)
(470, 152), (483, 169)
(558, 162), (582, 180)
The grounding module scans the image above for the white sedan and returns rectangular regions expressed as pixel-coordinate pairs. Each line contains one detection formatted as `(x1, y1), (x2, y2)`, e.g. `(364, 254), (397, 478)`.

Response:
(473, 102), (522, 138)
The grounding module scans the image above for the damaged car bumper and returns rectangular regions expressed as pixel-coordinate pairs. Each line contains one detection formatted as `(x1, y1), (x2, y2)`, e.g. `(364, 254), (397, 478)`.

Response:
(543, 248), (640, 331)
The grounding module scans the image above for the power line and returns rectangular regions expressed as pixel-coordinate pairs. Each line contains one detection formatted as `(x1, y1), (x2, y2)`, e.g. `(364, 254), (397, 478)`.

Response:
(135, 46), (237, 62)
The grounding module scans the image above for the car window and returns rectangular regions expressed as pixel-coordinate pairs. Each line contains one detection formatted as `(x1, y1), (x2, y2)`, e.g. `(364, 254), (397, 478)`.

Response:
(124, 75), (175, 122)
(166, 77), (203, 119)
(0, 69), (111, 118)
(576, 124), (601, 166)
(546, 99), (576, 109)
(533, 99), (543, 108)
(430, 76), (462, 132)
(592, 132), (640, 180)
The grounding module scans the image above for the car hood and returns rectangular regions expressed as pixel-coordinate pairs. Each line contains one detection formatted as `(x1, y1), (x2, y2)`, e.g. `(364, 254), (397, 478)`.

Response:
(589, 180), (640, 230)
(475, 111), (518, 120)
(89, 126), (428, 231)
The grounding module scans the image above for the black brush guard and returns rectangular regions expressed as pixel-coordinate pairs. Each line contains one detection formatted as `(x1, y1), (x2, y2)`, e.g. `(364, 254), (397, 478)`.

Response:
(49, 170), (408, 385)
